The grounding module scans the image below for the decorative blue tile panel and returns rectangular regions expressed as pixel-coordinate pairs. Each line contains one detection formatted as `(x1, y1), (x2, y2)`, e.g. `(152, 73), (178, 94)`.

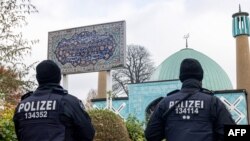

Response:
(48, 21), (126, 74)
(128, 80), (181, 121)
(92, 99), (129, 119)
(215, 92), (248, 125)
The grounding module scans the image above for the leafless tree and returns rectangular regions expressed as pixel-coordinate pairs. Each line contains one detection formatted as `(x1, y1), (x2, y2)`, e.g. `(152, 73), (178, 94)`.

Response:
(84, 89), (98, 110)
(112, 44), (155, 96)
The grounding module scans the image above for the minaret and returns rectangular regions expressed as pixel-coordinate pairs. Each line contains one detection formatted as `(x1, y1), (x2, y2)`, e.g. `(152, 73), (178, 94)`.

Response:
(232, 5), (250, 122)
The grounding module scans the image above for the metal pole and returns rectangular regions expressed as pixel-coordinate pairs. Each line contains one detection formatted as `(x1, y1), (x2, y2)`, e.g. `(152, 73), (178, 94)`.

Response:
(106, 70), (112, 110)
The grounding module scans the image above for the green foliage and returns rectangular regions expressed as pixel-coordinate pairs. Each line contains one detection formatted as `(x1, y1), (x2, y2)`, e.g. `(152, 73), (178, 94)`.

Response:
(88, 109), (131, 141)
(0, 104), (17, 141)
(0, 5), (39, 134)
(125, 114), (145, 141)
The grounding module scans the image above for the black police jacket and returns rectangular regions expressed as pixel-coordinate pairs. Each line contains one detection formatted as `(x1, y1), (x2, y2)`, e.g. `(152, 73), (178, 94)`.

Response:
(13, 83), (95, 141)
(145, 79), (236, 141)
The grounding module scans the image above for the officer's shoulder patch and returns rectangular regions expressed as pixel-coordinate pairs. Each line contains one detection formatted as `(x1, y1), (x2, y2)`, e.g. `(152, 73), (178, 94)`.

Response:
(21, 91), (33, 100)
(201, 88), (214, 95)
(52, 88), (68, 95)
(167, 89), (180, 96)
(62, 90), (68, 95)
(79, 100), (85, 111)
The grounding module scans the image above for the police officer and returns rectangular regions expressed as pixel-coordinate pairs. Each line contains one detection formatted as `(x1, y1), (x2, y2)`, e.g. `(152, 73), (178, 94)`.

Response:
(13, 60), (95, 141)
(145, 58), (235, 141)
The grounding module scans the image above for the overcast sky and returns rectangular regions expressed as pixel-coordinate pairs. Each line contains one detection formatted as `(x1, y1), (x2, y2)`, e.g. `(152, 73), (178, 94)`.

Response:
(23, 0), (250, 101)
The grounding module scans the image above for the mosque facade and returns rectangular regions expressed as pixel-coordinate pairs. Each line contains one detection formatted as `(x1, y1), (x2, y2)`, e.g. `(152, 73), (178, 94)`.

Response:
(92, 7), (250, 125)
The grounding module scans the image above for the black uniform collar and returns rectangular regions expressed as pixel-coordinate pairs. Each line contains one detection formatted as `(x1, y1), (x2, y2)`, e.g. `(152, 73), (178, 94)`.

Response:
(37, 83), (62, 90)
(35, 83), (68, 95)
(181, 79), (202, 93)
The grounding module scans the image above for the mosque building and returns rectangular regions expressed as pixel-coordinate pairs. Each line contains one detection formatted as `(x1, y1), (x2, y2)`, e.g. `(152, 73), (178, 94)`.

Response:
(92, 6), (249, 124)
(149, 48), (233, 91)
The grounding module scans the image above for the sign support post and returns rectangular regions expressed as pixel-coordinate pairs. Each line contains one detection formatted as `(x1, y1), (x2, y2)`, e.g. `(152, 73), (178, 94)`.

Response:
(63, 74), (68, 90)
(106, 70), (112, 110)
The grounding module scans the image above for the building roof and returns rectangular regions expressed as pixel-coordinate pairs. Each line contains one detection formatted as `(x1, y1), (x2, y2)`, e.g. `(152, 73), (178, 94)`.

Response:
(150, 48), (233, 90)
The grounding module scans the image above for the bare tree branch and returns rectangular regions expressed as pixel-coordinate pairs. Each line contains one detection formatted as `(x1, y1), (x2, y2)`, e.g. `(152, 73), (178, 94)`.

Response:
(84, 89), (98, 110)
(112, 44), (155, 96)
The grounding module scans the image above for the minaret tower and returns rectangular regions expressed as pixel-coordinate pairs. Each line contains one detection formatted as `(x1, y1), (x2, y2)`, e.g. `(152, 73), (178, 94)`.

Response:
(232, 5), (250, 121)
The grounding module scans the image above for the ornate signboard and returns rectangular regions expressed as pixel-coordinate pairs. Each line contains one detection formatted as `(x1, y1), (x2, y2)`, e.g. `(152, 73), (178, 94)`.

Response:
(48, 21), (126, 74)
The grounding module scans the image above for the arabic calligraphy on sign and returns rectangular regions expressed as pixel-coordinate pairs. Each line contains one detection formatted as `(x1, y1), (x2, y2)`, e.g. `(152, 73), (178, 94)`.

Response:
(55, 31), (117, 67)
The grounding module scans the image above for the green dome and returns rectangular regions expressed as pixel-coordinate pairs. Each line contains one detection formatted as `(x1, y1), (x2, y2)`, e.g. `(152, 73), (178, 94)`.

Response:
(150, 48), (233, 90)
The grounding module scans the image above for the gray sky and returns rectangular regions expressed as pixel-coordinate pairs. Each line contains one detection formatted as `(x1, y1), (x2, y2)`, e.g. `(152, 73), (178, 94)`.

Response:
(23, 0), (250, 100)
